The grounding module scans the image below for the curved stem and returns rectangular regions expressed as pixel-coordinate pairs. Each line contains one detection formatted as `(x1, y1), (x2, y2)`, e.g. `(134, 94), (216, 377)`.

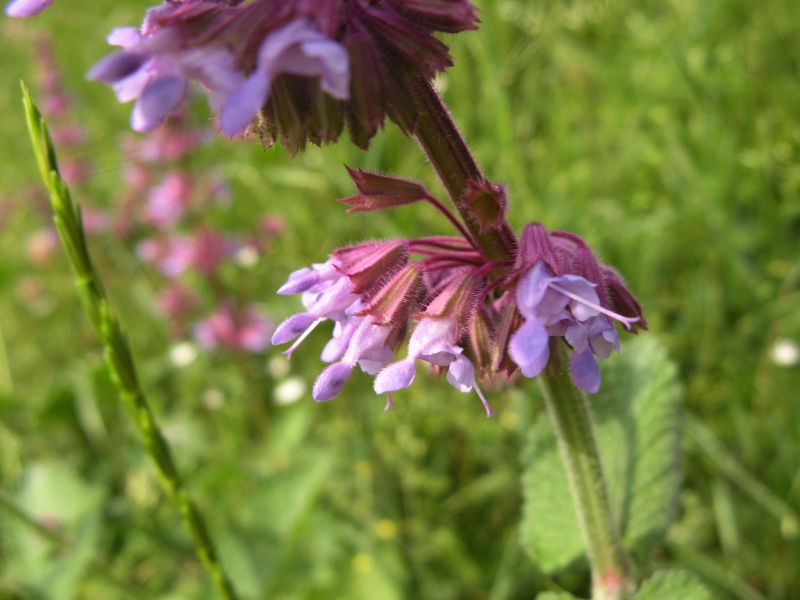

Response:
(411, 76), (515, 263)
(538, 342), (631, 600)
(23, 85), (239, 600)
(423, 192), (478, 247)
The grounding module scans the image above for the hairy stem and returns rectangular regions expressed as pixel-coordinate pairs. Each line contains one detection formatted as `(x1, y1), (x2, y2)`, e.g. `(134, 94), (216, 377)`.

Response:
(538, 342), (631, 600)
(22, 83), (239, 600)
(411, 76), (515, 263)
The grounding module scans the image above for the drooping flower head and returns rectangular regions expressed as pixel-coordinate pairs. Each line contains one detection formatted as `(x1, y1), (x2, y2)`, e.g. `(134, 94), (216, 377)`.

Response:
(85, 0), (479, 151)
(271, 168), (646, 414)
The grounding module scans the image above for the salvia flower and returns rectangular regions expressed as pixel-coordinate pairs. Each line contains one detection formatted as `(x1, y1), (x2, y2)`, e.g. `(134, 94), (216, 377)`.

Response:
(85, 0), (479, 151)
(506, 223), (644, 393)
(271, 170), (645, 414)
(313, 315), (393, 402)
(88, 26), (242, 132)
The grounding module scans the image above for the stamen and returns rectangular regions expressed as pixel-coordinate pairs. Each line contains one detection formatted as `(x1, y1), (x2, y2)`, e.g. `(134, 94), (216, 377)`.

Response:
(384, 393), (396, 411)
(474, 382), (497, 418)
(548, 283), (640, 331)
(283, 317), (325, 359)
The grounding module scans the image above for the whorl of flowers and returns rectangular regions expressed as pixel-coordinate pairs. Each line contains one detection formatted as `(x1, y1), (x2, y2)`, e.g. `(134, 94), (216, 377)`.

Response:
(271, 169), (646, 415)
(18, 0), (480, 153)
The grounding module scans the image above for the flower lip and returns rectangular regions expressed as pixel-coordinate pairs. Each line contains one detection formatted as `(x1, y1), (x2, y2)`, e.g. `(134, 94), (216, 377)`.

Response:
(87, 51), (148, 84)
(5, 0), (55, 18)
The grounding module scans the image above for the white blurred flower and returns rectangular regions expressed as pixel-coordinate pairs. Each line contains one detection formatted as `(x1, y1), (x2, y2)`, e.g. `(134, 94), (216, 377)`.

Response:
(274, 376), (306, 405)
(770, 338), (800, 367)
(169, 342), (197, 367)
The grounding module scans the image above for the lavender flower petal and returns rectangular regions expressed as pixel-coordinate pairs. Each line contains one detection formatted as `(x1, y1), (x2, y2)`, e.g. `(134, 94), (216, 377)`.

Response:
(219, 20), (350, 136)
(570, 347), (601, 394)
(446, 354), (476, 393)
(132, 76), (186, 132)
(374, 360), (416, 394)
(516, 261), (553, 319)
(320, 319), (358, 363)
(86, 51), (146, 85)
(107, 26), (141, 48)
(218, 73), (271, 136)
(508, 319), (550, 378)
(358, 346), (394, 375)
(313, 362), (355, 402)
(278, 267), (319, 295)
(5, 0), (54, 18)
(272, 313), (317, 345)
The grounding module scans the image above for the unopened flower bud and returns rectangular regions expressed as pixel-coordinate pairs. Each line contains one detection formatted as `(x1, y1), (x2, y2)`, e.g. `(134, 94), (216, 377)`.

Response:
(339, 167), (428, 212)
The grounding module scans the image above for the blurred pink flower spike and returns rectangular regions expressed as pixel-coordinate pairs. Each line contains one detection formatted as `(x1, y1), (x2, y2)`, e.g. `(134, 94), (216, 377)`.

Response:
(5, 0), (54, 18)
(137, 228), (233, 278)
(145, 171), (193, 229)
(195, 304), (273, 353)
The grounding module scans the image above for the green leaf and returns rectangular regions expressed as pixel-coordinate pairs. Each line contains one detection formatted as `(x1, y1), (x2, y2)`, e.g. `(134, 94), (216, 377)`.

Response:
(520, 337), (682, 572)
(634, 570), (715, 600)
(5, 462), (104, 599)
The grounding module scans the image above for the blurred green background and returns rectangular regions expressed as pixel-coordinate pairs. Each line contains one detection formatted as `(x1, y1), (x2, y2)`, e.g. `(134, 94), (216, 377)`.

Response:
(1, 0), (799, 598)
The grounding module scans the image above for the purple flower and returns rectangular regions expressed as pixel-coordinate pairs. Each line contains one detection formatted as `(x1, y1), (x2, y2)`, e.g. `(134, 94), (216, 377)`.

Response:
(374, 317), (496, 417)
(5, 0), (54, 18)
(220, 20), (350, 135)
(83, 0), (478, 149)
(271, 259), (360, 357)
(88, 27), (242, 132)
(313, 316), (393, 402)
(508, 261), (629, 394)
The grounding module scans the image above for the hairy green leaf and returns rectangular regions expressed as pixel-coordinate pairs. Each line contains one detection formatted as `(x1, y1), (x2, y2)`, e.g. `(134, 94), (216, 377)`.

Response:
(634, 569), (715, 600)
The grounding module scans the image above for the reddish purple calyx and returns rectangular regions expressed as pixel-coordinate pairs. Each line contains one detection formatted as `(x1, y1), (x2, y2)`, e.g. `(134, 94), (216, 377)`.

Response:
(339, 167), (428, 212)
(461, 179), (508, 234)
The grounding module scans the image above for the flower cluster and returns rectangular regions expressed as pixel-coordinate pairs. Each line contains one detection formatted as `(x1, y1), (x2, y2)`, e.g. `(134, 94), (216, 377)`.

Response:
(272, 169), (645, 415)
(9, 0), (648, 416)
(10, 0), (478, 152)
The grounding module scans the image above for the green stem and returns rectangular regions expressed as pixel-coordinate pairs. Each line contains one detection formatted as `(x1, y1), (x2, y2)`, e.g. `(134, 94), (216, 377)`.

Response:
(538, 342), (630, 600)
(21, 83), (239, 600)
(411, 76), (515, 263)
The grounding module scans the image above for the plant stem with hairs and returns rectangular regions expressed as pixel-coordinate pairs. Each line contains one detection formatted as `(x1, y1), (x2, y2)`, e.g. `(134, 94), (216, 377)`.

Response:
(539, 341), (631, 600)
(21, 83), (239, 600)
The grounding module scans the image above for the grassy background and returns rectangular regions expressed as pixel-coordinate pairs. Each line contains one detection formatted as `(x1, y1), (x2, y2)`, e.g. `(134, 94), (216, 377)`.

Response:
(1, 0), (799, 598)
